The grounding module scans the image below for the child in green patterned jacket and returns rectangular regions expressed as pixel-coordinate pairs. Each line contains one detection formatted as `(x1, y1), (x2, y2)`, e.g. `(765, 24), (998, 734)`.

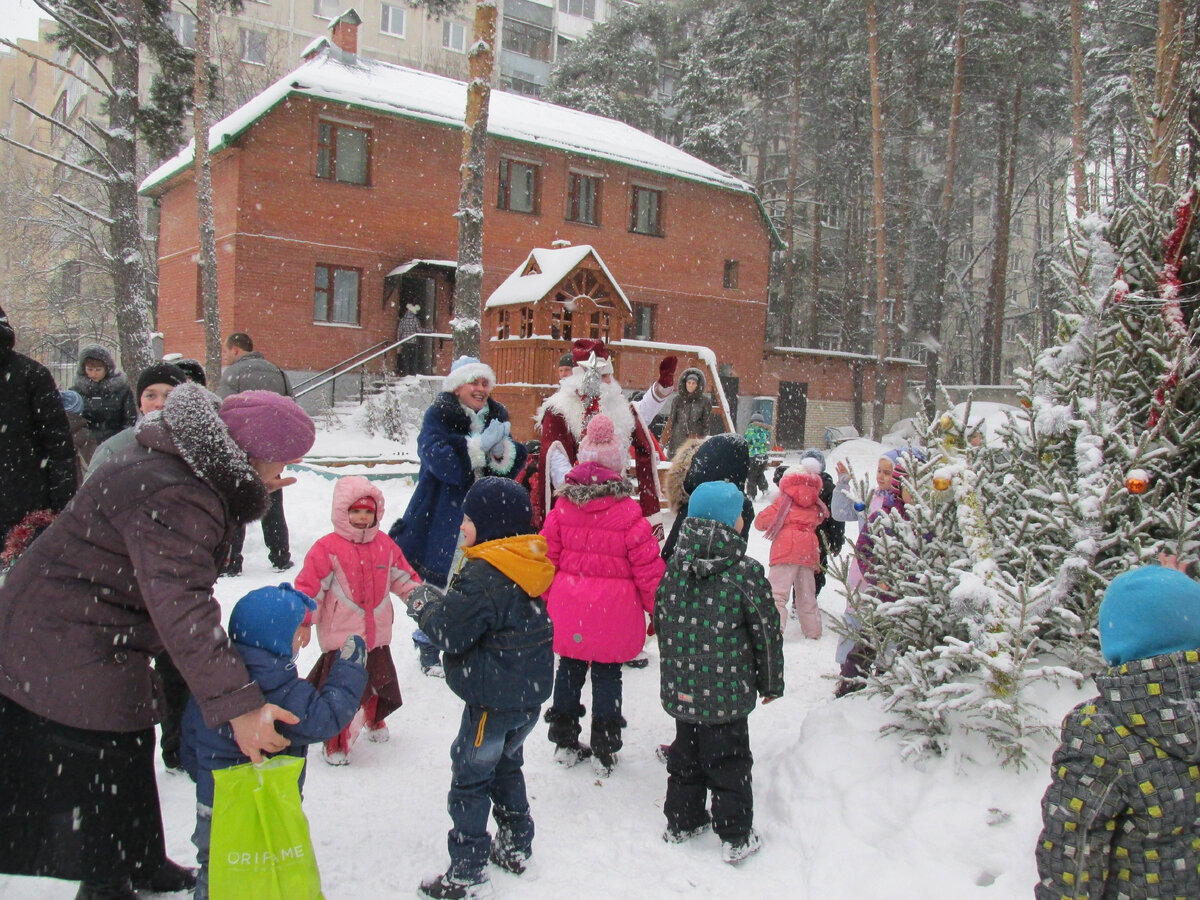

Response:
(654, 480), (784, 866)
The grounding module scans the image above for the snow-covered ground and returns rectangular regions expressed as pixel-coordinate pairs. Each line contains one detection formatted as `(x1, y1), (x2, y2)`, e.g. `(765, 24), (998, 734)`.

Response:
(1, 417), (1087, 900)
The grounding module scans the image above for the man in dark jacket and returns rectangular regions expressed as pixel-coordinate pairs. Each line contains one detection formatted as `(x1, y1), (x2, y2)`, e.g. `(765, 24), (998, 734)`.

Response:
(655, 481), (783, 867)
(404, 477), (555, 900)
(0, 304), (77, 544)
(216, 332), (295, 573)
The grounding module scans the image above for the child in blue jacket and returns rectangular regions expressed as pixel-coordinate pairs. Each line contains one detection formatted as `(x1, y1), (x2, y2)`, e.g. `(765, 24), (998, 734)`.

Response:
(180, 583), (368, 900)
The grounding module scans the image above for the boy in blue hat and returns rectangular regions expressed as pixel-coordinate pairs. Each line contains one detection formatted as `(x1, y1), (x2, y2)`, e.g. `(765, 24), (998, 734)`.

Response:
(180, 583), (369, 900)
(1035, 565), (1200, 900)
(655, 481), (783, 866)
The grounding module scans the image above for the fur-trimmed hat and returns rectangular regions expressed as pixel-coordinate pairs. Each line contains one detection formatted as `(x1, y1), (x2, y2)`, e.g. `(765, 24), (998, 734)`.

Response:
(577, 414), (628, 473)
(571, 338), (613, 375)
(443, 355), (497, 393)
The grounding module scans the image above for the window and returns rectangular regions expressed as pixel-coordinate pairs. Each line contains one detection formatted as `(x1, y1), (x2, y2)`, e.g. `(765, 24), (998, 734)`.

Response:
(240, 28), (268, 65)
(166, 10), (196, 49)
(312, 0), (339, 18)
(558, 0), (596, 17)
(723, 260), (739, 289)
(316, 121), (369, 185)
(314, 265), (360, 324)
(443, 20), (467, 52)
(567, 172), (600, 225)
(502, 19), (552, 61)
(380, 3), (405, 37)
(625, 303), (655, 341)
(630, 186), (663, 236)
(498, 159), (539, 214)
(51, 92), (67, 143)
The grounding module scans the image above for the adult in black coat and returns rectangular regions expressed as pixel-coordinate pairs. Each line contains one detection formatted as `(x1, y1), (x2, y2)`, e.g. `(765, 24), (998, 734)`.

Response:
(0, 305), (77, 543)
(72, 344), (137, 444)
(660, 433), (753, 561)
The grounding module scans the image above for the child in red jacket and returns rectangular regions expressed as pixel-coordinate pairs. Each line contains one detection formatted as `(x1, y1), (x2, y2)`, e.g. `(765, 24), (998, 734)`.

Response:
(295, 475), (422, 764)
(753, 459), (829, 638)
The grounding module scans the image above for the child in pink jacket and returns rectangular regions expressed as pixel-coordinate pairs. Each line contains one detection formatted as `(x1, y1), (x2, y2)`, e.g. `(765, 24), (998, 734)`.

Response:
(296, 475), (422, 765)
(539, 414), (666, 776)
(754, 460), (829, 638)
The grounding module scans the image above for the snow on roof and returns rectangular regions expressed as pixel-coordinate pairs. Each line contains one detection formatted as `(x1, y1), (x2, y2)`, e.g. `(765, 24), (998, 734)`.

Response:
(140, 50), (757, 200)
(385, 259), (457, 277)
(484, 244), (631, 311)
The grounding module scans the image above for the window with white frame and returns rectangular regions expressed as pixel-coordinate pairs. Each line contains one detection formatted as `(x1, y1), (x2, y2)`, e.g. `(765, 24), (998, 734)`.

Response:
(558, 0), (596, 18)
(443, 20), (467, 52)
(314, 264), (360, 324)
(312, 0), (339, 19)
(498, 158), (539, 214)
(567, 172), (600, 225)
(380, 3), (405, 36)
(240, 28), (268, 65)
(166, 10), (196, 48)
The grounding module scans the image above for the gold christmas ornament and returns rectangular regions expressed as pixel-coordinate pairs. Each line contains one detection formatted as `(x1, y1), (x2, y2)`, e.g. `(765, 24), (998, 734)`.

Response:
(1125, 468), (1150, 495)
(933, 475), (952, 491)
(938, 414), (953, 430)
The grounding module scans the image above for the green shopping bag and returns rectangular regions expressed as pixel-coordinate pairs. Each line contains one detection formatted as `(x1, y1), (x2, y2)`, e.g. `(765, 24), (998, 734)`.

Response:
(209, 756), (324, 900)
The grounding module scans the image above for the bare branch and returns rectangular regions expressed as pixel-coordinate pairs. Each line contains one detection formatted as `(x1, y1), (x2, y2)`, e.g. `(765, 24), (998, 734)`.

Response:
(51, 192), (113, 226)
(0, 132), (108, 182)
(0, 38), (111, 95)
(12, 99), (118, 174)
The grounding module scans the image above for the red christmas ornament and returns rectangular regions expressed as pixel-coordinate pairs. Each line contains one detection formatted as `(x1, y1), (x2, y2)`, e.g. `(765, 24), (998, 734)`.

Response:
(1125, 469), (1150, 495)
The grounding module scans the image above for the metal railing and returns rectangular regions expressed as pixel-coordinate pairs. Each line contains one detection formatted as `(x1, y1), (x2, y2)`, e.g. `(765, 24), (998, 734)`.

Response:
(293, 333), (451, 405)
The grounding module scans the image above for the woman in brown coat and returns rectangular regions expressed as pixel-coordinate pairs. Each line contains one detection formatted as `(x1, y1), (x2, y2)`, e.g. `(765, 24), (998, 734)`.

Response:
(0, 383), (316, 900)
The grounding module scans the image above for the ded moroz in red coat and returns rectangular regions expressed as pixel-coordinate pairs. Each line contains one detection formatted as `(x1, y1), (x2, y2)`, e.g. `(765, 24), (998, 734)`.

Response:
(295, 475), (422, 652)
(540, 462), (666, 664)
(754, 469), (829, 569)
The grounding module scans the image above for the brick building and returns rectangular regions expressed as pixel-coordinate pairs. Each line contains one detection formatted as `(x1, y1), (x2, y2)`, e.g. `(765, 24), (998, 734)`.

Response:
(140, 21), (913, 445)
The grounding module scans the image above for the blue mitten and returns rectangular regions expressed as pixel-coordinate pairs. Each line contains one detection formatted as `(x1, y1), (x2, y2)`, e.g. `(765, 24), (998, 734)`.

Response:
(480, 418), (507, 452)
(339, 634), (368, 667)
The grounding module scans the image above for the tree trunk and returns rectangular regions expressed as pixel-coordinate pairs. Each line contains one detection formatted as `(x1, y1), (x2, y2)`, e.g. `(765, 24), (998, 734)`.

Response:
(1150, 0), (1186, 187)
(866, 0), (889, 439)
(109, 0), (155, 379)
(782, 49), (802, 345)
(981, 87), (1021, 384)
(1070, 0), (1088, 214)
(453, 0), (496, 360)
(923, 0), (966, 416)
(193, 0), (222, 385)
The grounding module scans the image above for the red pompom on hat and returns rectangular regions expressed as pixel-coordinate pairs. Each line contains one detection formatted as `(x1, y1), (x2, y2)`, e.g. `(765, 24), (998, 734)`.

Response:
(218, 390), (316, 462)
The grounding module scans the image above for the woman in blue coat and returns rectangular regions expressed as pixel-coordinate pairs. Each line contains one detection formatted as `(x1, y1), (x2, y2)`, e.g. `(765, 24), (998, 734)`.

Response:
(389, 357), (526, 672)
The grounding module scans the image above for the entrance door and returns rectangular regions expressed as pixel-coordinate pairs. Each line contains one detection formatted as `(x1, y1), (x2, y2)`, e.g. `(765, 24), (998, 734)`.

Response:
(777, 381), (808, 448)
(400, 275), (437, 374)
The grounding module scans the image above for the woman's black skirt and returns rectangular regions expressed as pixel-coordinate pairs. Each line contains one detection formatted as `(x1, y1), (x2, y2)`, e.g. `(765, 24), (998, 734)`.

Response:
(0, 694), (166, 882)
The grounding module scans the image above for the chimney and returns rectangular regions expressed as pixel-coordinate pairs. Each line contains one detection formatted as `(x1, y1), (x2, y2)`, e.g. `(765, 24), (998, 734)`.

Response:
(330, 8), (362, 56)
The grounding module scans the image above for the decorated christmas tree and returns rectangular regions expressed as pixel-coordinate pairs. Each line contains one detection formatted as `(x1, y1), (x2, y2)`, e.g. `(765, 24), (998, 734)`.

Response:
(836, 183), (1200, 767)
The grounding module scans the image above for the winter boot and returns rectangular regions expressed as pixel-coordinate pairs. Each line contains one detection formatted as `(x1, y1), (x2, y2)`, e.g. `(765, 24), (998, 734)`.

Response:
(663, 817), (712, 844)
(544, 707), (590, 767)
(489, 829), (531, 875)
(131, 857), (198, 892)
(363, 695), (390, 742)
(323, 728), (350, 766)
(721, 829), (763, 865)
(590, 716), (625, 776)
(418, 873), (493, 900)
(415, 637), (444, 677)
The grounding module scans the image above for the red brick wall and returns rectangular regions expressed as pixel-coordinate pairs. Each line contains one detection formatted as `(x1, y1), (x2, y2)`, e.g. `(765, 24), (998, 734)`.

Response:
(152, 96), (774, 390)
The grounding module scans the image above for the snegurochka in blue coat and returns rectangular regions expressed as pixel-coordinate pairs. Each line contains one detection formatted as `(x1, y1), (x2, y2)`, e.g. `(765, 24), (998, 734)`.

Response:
(389, 357), (526, 589)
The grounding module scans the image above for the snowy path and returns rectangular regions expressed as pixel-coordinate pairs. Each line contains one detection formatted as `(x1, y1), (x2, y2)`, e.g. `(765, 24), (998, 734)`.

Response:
(2, 451), (1070, 899)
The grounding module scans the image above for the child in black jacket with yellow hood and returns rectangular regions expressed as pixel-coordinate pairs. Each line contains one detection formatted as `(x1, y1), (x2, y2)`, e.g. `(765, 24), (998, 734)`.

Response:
(404, 477), (556, 900)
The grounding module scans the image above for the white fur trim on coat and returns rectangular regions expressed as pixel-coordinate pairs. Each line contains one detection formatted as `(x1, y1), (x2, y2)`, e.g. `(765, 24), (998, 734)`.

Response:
(488, 435), (519, 475)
